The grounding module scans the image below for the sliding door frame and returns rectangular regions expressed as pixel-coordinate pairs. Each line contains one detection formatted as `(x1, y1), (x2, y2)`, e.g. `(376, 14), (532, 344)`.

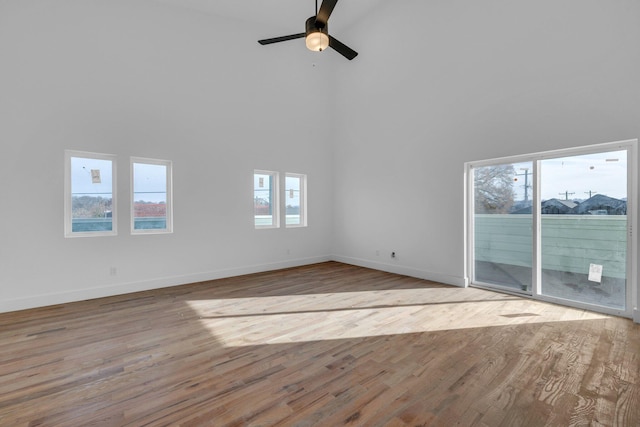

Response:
(465, 139), (637, 318)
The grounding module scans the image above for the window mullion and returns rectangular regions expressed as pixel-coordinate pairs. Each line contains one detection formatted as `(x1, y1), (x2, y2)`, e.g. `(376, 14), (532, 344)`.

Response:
(532, 159), (542, 297)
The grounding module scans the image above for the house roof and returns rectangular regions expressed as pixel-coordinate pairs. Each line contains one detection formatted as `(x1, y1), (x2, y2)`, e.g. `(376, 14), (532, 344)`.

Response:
(540, 198), (577, 208)
(573, 194), (626, 214)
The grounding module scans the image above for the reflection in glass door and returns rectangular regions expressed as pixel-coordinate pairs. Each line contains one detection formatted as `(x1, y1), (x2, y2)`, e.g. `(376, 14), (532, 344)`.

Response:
(539, 150), (628, 310)
(473, 161), (533, 293)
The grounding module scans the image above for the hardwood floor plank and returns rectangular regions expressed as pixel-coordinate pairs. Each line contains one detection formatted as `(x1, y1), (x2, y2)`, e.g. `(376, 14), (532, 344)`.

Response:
(0, 262), (638, 426)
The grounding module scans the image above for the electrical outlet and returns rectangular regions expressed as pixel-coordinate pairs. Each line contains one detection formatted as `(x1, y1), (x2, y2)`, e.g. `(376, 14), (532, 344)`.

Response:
(109, 267), (117, 276)
(391, 252), (396, 258)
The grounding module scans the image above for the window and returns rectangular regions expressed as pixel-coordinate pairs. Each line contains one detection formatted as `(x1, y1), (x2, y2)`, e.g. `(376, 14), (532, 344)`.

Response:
(285, 173), (307, 227)
(254, 170), (279, 228)
(131, 157), (172, 234)
(65, 150), (117, 237)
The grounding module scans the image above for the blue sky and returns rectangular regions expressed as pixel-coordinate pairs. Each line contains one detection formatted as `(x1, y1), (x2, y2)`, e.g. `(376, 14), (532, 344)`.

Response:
(253, 173), (301, 206)
(71, 157), (113, 197)
(133, 163), (167, 203)
(513, 150), (627, 201)
(71, 157), (168, 203)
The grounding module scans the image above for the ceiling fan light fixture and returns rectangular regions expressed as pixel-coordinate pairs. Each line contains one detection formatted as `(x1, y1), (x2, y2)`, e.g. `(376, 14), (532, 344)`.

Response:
(305, 31), (329, 51)
(304, 16), (329, 52)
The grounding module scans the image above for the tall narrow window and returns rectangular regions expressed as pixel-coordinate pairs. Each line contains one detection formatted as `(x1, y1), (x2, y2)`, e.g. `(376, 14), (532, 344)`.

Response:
(65, 150), (117, 237)
(285, 173), (307, 227)
(254, 170), (279, 228)
(131, 157), (172, 234)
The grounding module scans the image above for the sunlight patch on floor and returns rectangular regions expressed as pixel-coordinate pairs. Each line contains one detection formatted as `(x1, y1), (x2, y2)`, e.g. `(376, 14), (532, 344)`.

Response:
(187, 287), (610, 346)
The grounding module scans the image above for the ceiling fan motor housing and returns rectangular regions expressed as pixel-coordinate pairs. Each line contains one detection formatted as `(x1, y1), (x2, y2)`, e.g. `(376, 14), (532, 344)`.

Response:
(306, 16), (327, 35)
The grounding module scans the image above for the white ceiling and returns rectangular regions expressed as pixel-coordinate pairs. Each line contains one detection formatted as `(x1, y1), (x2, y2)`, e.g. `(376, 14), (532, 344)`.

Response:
(152, 0), (383, 33)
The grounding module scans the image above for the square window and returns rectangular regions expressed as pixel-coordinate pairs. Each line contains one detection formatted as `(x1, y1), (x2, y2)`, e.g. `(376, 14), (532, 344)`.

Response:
(65, 150), (117, 237)
(131, 157), (173, 234)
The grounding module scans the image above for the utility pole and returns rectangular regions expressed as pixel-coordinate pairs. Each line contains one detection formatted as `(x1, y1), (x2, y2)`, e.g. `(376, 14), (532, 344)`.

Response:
(514, 168), (532, 203)
(585, 190), (597, 198)
(559, 191), (575, 201)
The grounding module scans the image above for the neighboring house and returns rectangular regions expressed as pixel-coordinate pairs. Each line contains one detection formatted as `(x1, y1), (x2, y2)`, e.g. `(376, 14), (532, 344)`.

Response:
(572, 194), (627, 215)
(511, 196), (627, 215)
(540, 198), (577, 214)
(133, 202), (166, 218)
(511, 198), (576, 214)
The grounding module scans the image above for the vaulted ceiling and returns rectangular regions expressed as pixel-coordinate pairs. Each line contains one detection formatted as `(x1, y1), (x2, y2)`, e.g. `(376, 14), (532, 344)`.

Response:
(152, 0), (384, 32)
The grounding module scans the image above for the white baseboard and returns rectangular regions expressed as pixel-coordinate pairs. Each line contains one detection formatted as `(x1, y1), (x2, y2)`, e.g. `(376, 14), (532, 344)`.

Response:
(0, 256), (332, 314)
(331, 255), (466, 287)
(3, 253), (631, 319)
(0, 255), (466, 314)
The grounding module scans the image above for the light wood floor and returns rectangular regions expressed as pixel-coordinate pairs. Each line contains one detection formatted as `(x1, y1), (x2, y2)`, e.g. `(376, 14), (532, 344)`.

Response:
(1, 262), (638, 426)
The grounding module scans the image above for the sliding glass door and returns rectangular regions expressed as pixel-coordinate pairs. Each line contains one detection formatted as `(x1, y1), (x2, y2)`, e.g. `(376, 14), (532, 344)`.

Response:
(539, 150), (628, 310)
(467, 140), (635, 317)
(473, 161), (533, 293)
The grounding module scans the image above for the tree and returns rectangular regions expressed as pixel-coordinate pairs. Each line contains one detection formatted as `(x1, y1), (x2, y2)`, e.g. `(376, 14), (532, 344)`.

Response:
(474, 165), (516, 214)
(72, 195), (112, 218)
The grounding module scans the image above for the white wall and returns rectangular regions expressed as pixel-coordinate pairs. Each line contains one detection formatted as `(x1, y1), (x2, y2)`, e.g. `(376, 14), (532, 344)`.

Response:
(2, 0), (639, 320)
(330, 0), (640, 318)
(0, 0), (336, 312)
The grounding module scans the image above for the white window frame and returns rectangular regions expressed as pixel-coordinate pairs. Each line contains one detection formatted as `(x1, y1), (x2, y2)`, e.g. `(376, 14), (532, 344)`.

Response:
(254, 170), (280, 229)
(465, 139), (637, 319)
(64, 150), (117, 238)
(130, 157), (173, 235)
(285, 173), (307, 228)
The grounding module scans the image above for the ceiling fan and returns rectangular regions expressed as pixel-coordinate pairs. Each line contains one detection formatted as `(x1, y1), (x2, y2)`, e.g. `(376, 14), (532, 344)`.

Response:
(258, 0), (358, 60)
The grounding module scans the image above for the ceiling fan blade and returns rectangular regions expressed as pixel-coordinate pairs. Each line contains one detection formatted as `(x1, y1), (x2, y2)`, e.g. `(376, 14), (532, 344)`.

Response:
(316, 0), (338, 27)
(329, 35), (358, 60)
(258, 33), (305, 45)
